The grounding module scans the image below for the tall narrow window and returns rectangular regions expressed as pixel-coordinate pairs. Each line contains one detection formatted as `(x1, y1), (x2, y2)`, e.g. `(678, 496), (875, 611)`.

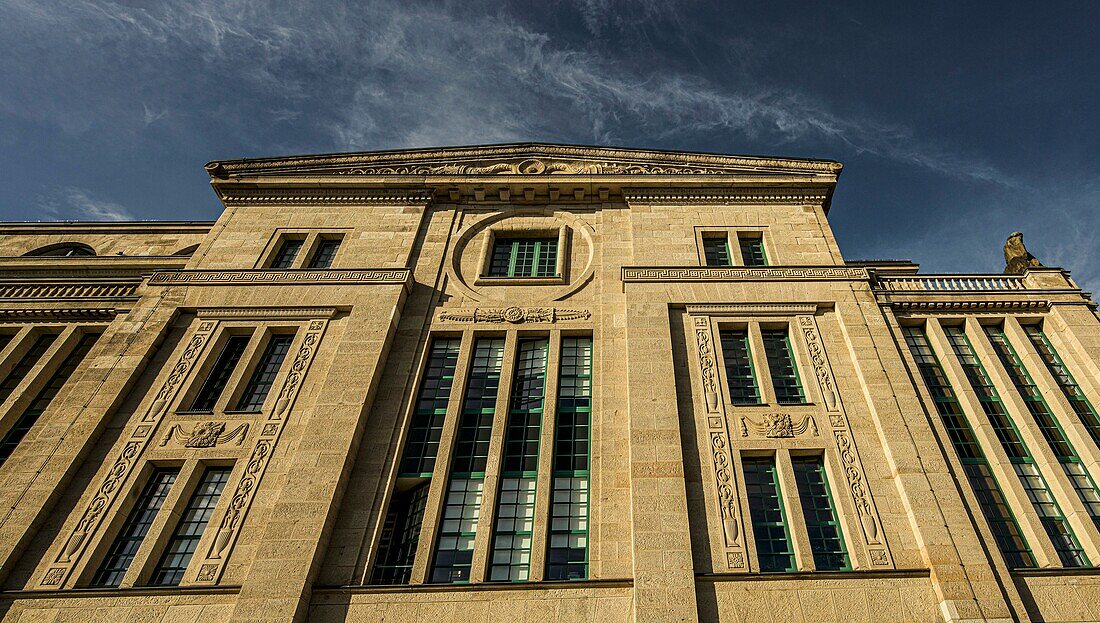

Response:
(986, 325), (1100, 531)
(233, 334), (294, 412)
(792, 456), (849, 570)
(0, 332), (59, 405)
(399, 339), (462, 477)
(762, 328), (805, 404)
(431, 338), (504, 583)
(91, 468), (179, 587)
(490, 338), (547, 581)
(370, 482), (430, 584)
(738, 234), (768, 267)
(719, 328), (760, 405)
(547, 336), (592, 580)
(0, 332), (99, 465)
(743, 456), (794, 572)
(945, 326), (1087, 567)
(269, 238), (303, 269)
(702, 235), (732, 267)
(1023, 325), (1100, 447)
(903, 326), (1035, 568)
(189, 335), (250, 412)
(149, 467), (231, 586)
(307, 237), (342, 269)
(488, 238), (558, 278)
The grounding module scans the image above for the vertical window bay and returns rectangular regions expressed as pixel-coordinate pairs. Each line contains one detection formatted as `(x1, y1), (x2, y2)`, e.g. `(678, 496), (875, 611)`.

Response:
(743, 456), (794, 572)
(547, 336), (591, 581)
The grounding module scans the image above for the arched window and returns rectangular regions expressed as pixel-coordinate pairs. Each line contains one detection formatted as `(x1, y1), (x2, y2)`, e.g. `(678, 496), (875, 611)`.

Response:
(24, 243), (97, 257)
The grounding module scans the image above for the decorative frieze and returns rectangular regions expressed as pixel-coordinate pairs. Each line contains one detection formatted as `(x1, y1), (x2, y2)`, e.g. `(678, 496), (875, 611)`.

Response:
(217, 189), (432, 206)
(798, 316), (839, 412)
(710, 432), (741, 549)
(622, 266), (869, 283)
(150, 269), (411, 286)
(196, 306), (340, 320)
(686, 303), (818, 316)
(886, 300), (1051, 313)
(160, 422), (249, 448)
(694, 317), (720, 412)
(0, 308), (119, 320)
(437, 306), (591, 324)
(623, 190), (830, 204)
(0, 281), (139, 300)
(739, 412), (818, 438)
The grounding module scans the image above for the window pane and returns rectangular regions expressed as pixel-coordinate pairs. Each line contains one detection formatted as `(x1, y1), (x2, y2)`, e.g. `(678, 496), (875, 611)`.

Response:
(792, 456), (849, 570)
(269, 238), (303, 268)
(233, 334), (295, 412)
(703, 235), (732, 267)
(149, 467), (231, 586)
(488, 238), (557, 277)
(719, 328), (760, 405)
(370, 481), (430, 584)
(1023, 325), (1100, 447)
(0, 332), (60, 405)
(903, 326), (1036, 568)
(743, 456), (794, 572)
(738, 235), (768, 266)
(91, 468), (179, 587)
(761, 329), (805, 404)
(190, 335), (250, 412)
(547, 336), (591, 581)
(399, 339), (462, 476)
(0, 332), (100, 465)
(307, 238), (341, 269)
(945, 326), (1087, 567)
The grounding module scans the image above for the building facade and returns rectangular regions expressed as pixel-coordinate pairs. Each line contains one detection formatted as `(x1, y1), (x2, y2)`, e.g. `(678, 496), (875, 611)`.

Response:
(0, 143), (1098, 622)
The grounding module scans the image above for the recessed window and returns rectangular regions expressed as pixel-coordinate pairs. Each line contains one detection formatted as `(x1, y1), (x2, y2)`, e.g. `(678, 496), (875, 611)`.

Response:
(307, 237), (342, 269)
(738, 234), (768, 267)
(702, 235), (733, 267)
(719, 328), (760, 405)
(25, 243), (96, 257)
(792, 456), (849, 571)
(488, 237), (558, 278)
(189, 335), (250, 412)
(268, 238), (304, 269)
(149, 467), (231, 586)
(91, 468), (179, 587)
(0, 333), (60, 406)
(761, 329), (806, 405)
(233, 334), (295, 412)
(743, 456), (794, 572)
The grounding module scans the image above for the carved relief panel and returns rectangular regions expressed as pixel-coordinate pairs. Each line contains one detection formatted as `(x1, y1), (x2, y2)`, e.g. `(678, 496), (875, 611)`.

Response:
(685, 307), (891, 573)
(38, 310), (332, 588)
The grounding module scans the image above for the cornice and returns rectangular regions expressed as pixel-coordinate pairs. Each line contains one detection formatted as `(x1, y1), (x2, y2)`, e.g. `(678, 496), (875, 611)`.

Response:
(149, 268), (411, 286)
(623, 190), (830, 204)
(888, 300), (1052, 313)
(205, 143), (843, 178)
(0, 308), (118, 320)
(0, 280), (140, 301)
(622, 266), (869, 283)
(195, 306), (341, 320)
(216, 189), (434, 206)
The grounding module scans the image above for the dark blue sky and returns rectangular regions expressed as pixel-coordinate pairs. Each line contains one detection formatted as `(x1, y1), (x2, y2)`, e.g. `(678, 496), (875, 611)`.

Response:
(2, 2), (1097, 286)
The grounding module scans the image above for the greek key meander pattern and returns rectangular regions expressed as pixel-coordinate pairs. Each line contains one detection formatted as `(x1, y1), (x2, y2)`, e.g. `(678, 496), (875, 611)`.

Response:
(623, 266), (869, 282)
(43, 321), (219, 586)
(150, 269), (410, 286)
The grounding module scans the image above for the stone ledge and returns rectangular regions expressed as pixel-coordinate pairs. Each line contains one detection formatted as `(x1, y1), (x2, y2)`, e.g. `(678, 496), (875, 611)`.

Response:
(150, 268), (412, 286)
(622, 266), (869, 283)
(696, 569), (930, 582)
(0, 584), (242, 599)
(313, 577), (634, 594)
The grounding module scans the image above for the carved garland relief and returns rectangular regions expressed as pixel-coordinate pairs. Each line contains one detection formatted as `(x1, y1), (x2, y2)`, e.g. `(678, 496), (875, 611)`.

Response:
(42, 320), (219, 586)
(692, 316), (745, 569)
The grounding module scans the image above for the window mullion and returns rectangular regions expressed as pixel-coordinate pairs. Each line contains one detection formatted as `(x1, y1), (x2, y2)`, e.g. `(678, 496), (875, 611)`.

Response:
(529, 330), (561, 582)
(748, 325), (774, 405)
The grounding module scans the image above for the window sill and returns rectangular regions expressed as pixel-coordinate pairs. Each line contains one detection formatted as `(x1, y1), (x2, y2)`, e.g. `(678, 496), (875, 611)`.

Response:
(475, 275), (566, 286)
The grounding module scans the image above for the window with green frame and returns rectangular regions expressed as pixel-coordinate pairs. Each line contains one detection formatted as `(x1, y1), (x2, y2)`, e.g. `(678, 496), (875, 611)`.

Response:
(702, 234), (733, 266)
(547, 336), (591, 580)
(761, 328), (806, 404)
(902, 325), (1036, 568)
(985, 325), (1100, 531)
(488, 237), (558, 278)
(1022, 324), (1100, 447)
(738, 234), (768, 266)
(743, 455), (795, 572)
(719, 328), (760, 405)
(792, 455), (849, 570)
(489, 338), (548, 582)
(370, 482), (430, 585)
(944, 325), (1087, 567)
(430, 338), (504, 584)
(398, 339), (461, 477)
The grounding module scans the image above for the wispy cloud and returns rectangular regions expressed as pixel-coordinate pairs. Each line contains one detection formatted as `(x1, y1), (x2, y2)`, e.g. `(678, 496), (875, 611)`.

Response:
(38, 187), (135, 221)
(1, 0), (1015, 186)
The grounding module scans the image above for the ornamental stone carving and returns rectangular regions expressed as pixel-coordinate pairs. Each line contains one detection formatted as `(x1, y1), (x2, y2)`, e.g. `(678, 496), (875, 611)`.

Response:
(740, 413), (818, 438)
(160, 421), (249, 448)
(438, 306), (591, 324)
